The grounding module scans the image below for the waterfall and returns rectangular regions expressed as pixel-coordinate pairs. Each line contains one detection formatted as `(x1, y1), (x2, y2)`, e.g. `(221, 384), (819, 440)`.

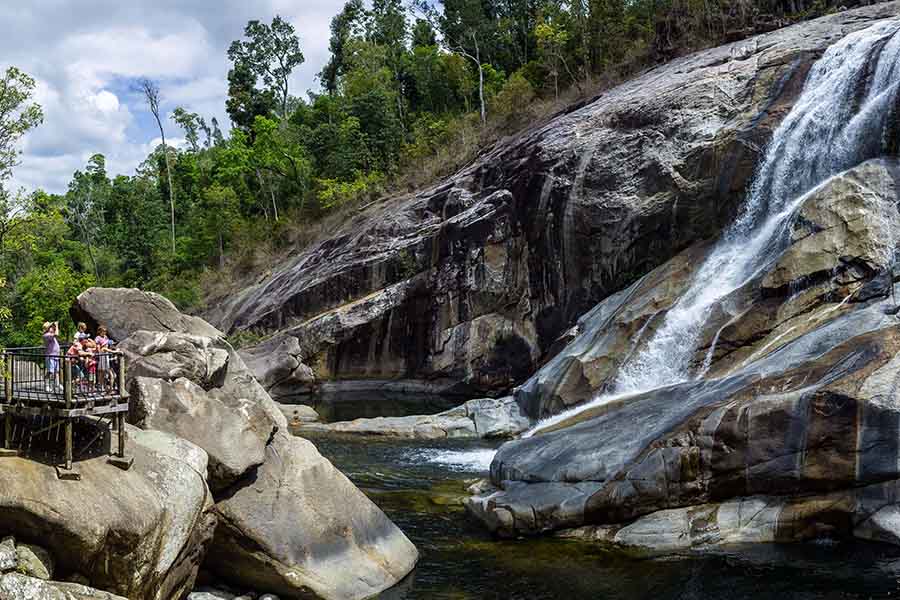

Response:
(526, 19), (900, 437)
(613, 20), (900, 394)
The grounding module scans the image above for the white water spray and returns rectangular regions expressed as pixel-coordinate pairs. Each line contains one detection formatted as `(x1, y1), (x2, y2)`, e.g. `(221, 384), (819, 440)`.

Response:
(527, 20), (900, 437)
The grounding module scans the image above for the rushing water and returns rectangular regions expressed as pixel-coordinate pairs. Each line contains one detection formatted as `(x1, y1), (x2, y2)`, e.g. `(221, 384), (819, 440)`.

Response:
(528, 18), (900, 436)
(307, 431), (900, 599)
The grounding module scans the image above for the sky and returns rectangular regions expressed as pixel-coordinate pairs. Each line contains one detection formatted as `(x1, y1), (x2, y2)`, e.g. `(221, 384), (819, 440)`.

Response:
(1, 0), (345, 194)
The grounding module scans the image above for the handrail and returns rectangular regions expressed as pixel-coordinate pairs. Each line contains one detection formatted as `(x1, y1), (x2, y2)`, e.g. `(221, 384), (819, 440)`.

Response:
(1, 348), (126, 403)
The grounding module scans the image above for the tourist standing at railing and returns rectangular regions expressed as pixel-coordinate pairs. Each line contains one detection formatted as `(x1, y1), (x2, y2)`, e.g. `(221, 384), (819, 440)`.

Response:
(74, 322), (90, 343)
(95, 325), (114, 391)
(42, 321), (61, 392)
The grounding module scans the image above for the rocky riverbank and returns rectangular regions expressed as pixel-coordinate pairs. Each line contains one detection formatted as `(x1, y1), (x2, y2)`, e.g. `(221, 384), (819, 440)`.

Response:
(209, 0), (900, 560)
(0, 286), (420, 600)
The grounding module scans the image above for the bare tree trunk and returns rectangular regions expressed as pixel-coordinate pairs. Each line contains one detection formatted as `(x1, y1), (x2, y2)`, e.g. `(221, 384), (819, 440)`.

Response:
(141, 79), (176, 254)
(474, 35), (486, 127)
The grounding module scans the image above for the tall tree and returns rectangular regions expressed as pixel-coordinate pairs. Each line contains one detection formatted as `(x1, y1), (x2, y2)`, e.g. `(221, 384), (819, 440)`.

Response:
(65, 154), (108, 281)
(0, 67), (43, 191)
(139, 78), (176, 254)
(228, 15), (305, 118)
(321, 0), (365, 94)
(415, 0), (495, 125)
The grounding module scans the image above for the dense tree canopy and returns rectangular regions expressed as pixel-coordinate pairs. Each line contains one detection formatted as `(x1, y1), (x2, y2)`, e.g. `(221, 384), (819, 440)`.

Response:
(0, 0), (865, 346)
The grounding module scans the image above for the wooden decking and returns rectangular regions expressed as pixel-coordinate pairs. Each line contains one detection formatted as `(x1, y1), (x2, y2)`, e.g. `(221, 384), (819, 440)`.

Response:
(0, 348), (131, 477)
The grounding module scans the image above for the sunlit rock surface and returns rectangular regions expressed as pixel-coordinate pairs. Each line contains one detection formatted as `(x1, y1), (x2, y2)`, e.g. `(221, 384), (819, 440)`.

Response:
(69, 287), (419, 600)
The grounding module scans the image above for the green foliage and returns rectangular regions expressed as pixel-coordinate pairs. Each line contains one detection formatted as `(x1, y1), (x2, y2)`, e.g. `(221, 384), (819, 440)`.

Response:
(0, 67), (43, 188)
(0, 3), (849, 345)
(12, 263), (94, 346)
(228, 15), (305, 117)
(316, 171), (385, 210)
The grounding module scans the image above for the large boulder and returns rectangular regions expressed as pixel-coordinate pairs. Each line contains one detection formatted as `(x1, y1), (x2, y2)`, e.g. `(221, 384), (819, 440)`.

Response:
(72, 288), (221, 342)
(0, 429), (214, 600)
(208, 432), (419, 600)
(206, 2), (900, 399)
(128, 376), (270, 491)
(72, 288), (419, 599)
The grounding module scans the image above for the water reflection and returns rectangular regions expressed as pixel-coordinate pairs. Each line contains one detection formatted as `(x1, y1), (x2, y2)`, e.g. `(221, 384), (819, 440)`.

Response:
(304, 433), (900, 600)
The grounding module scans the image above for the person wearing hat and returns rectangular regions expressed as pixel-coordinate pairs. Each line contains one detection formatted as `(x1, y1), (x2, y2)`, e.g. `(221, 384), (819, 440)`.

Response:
(42, 321), (61, 393)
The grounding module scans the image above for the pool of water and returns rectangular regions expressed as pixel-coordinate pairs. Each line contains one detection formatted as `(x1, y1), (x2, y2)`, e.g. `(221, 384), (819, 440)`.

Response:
(290, 394), (460, 423)
(305, 432), (900, 600)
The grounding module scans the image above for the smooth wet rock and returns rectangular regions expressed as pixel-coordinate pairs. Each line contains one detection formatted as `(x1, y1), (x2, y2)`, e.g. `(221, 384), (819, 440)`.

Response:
(762, 159), (900, 290)
(208, 432), (419, 600)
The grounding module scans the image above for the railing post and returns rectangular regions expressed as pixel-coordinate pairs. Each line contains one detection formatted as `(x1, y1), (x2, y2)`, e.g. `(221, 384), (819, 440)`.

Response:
(3, 353), (10, 450)
(117, 354), (125, 398)
(4, 353), (11, 403)
(63, 356), (73, 470)
(63, 358), (72, 409)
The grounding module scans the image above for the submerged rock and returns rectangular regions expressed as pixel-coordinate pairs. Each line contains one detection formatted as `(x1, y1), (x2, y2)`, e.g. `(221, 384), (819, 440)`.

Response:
(297, 396), (530, 439)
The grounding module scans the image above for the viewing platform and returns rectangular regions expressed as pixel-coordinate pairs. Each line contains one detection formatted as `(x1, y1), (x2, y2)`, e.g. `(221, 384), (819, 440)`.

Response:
(0, 347), (130, 478)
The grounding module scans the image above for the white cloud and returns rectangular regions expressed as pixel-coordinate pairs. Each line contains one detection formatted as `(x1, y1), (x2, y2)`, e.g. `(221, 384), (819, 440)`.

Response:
(3, 0), (346, 194)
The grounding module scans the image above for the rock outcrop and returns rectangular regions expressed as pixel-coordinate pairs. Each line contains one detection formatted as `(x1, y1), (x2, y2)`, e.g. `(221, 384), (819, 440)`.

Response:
(0, 429), (214, 600)
(467, 158), (900, 545)
(70, 287), (419, 600)
(206, 1), (900, 401)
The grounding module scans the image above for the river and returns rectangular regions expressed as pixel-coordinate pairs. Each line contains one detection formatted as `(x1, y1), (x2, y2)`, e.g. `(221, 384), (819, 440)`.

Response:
(298, 399), (900, 600)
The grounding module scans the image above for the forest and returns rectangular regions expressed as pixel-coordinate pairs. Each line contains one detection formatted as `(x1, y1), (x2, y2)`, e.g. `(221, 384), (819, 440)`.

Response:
(0, 0), (866, 346)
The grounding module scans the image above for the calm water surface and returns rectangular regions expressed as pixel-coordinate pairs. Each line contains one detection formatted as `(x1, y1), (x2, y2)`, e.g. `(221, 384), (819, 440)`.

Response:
(304, 431), (900, 600)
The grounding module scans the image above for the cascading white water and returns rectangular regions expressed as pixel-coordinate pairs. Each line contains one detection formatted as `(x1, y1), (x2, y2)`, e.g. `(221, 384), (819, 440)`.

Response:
(526, 20), (900, 437)
(614, 19), (900, 394)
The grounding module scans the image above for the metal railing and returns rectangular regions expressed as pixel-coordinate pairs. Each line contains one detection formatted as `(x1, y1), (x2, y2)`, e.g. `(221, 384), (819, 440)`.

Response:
(3, 346), (126, 405)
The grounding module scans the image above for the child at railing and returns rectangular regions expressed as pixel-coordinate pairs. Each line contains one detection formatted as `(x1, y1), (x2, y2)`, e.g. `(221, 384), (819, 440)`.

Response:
(66, 340), (88, 388)
(74, 322), (90, 343)
(94, 326), (115, 391)
(82, 338), (98, 390)
(42, 321), (61, 393)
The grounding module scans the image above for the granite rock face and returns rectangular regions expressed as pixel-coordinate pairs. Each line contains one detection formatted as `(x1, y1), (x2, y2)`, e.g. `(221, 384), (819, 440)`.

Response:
(206, 3), (900, 400)
(467, 158), (900, 546)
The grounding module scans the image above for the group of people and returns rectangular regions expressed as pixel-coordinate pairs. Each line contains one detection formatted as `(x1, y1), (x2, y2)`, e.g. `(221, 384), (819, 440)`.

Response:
(41, 321), (119, 393)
